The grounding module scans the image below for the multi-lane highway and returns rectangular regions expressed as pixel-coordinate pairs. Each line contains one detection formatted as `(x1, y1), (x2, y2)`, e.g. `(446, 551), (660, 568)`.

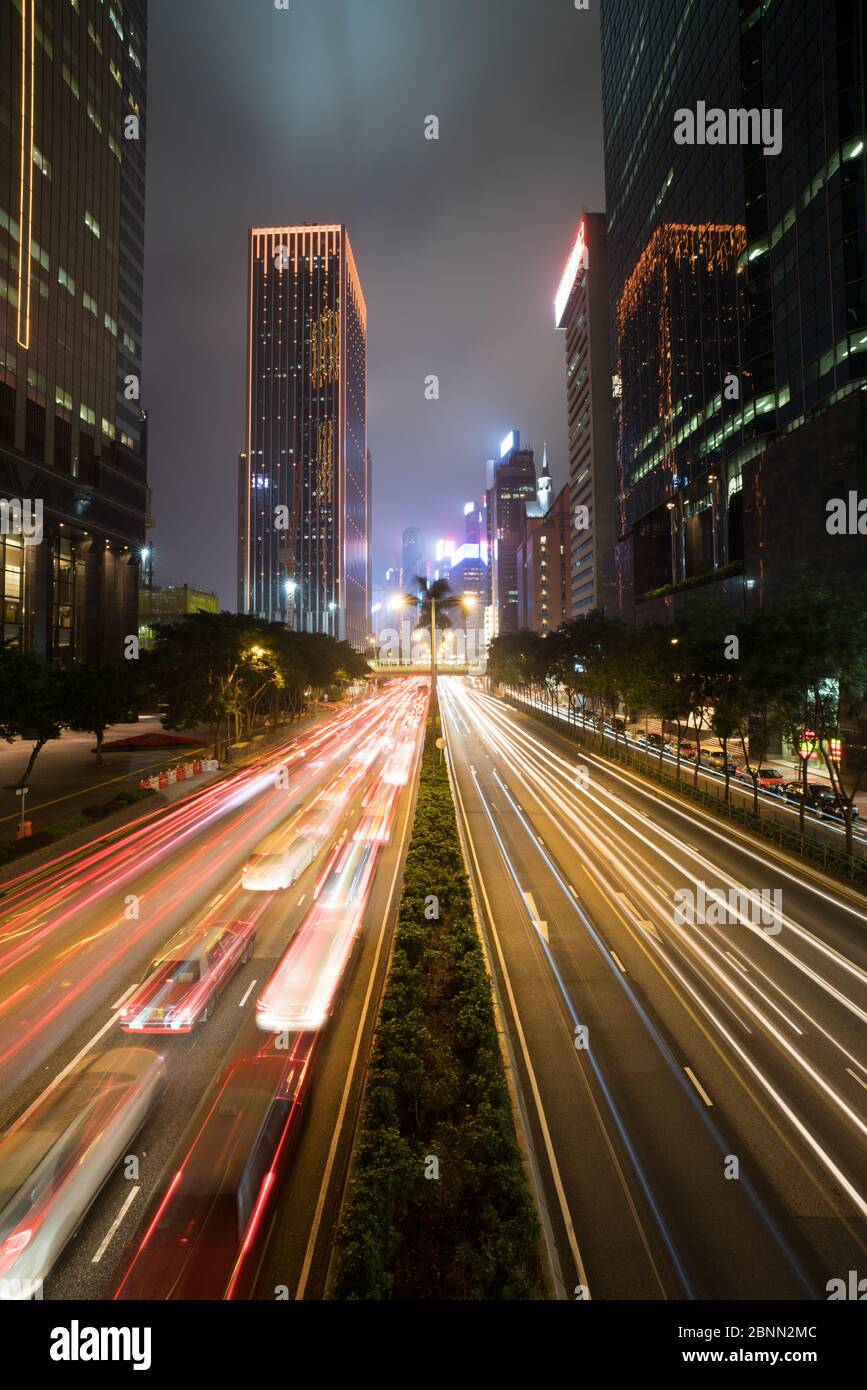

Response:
(0, 679), (428, 1301)
(440, 676), (867, 1301)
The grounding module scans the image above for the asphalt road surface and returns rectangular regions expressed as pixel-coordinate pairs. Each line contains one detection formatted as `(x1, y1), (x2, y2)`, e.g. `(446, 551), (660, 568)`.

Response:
(440, 676), (867, 1302)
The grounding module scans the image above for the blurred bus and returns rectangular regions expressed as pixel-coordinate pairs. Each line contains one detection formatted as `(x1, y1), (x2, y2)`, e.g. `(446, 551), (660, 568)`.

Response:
(114, 1050), (310, 1301)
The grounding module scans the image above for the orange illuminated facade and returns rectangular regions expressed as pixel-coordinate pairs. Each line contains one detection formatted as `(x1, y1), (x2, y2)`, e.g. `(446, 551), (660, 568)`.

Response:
(239, 225), (369, 652)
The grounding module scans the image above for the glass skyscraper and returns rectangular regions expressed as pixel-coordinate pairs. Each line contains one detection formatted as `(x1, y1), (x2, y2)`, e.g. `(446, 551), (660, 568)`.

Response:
(239, 224), (370, 653)
(601, 0), (867, 611)
(0, 0), (149, 663)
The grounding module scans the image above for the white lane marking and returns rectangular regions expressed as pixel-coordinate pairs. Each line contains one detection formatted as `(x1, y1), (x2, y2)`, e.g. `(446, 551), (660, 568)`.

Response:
(684, 1066), (714, 1107)
(297, 894), (306, 906)
(239, 979), (257, 1008)
(521, 891), (548, 939)
(615, 891), (661, 942)
(610, 951), (627, 974)
(725, 950), (749, 975)
(92, 1186), (140, 1264)
(846, 1067), (867, 1094)
(111, 981), (139, 1011)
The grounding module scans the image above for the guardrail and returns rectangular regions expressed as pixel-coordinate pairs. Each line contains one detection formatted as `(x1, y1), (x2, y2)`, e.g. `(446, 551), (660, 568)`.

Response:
(503, 691), (867, 894)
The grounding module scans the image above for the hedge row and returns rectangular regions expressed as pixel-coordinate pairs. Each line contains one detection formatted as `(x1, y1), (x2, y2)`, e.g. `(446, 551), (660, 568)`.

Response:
(332, 737), (541, 1300)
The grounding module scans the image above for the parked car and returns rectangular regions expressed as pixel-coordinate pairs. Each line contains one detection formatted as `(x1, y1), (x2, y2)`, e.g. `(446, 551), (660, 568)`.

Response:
(736, 766), (786, 794)
(784, 782), (860, 821)
(701, 749), (737, 774)
(120, 918), (256, 1034)
(0, 1047), (166, 1296)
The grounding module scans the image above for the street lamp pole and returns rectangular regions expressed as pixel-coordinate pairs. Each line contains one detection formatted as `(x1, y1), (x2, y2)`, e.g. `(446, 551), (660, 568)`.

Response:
(430, 594), (437, 730)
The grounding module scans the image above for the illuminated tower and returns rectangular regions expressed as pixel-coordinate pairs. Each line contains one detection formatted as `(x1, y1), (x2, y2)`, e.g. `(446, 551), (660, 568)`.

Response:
(240, 225), (369, 652)
(554, 214), (616, 615)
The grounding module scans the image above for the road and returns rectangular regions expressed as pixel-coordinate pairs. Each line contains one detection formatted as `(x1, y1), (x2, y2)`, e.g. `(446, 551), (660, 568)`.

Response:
(0, 678), (427, 1300)
(440, 676), (867, 1301)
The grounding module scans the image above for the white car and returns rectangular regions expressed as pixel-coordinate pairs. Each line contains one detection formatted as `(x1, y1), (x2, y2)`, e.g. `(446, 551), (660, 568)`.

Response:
(242, 834), (318, 891)
(0, 1047), (166, 1297)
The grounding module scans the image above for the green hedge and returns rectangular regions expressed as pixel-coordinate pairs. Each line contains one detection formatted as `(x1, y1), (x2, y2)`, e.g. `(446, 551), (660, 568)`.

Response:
(332, 737), (541, 1300)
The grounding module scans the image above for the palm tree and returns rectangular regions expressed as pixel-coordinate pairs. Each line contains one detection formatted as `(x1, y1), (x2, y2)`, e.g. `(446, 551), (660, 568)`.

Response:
(403, 578), (476, 725)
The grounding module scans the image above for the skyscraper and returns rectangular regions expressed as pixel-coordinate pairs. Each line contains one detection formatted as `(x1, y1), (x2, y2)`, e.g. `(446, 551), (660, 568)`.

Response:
(239, 224), (369, 652)
(487, 431), (538, 637)
(0, 0), (149, 663)
(601, 0), (867, 616)
(402, 526), (425, 590)
(554, 214), (616, 616)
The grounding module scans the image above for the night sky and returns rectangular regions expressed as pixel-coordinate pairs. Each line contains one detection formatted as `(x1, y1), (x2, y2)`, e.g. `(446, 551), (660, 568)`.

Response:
(143, 0), (605, 607)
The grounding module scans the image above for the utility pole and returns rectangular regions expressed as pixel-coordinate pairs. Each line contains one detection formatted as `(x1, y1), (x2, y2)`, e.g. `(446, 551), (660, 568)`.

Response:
(430, 593), (437, 731)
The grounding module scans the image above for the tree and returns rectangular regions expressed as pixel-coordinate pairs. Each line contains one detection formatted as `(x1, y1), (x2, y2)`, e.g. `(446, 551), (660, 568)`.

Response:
(63, 663), (139, 765)
(0, 648), (67, 789)
(146, 612), (369, 759)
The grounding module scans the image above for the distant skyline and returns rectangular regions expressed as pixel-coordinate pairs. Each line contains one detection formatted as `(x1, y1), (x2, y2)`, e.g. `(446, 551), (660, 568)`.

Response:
(143, 0), (605, 607)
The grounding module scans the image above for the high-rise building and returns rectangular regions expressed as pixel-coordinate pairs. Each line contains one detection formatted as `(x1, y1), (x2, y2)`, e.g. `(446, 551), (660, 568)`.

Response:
(601, 0), (867, 617)
(554, 214), (616, 616)
(487, 430), (538, 637)
(517, 484), (572, 635)
(0, 0), (149, 664)
(239, 224), (369, 652)
(401, 526), (425, 590)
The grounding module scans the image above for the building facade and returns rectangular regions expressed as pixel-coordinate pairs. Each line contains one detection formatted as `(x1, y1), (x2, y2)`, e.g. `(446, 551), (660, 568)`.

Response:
(0, 0), (149, 665)
(139, 583), (219, 648)
(239, 224), (369, 652)
(600, 0), (867, 617)
(517, 483), (572, 635)
(554, 213), (617, 616)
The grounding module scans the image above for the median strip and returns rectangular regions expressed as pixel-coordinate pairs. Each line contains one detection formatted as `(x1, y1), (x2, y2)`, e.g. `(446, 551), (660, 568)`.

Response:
(332, 731), (542, 1300)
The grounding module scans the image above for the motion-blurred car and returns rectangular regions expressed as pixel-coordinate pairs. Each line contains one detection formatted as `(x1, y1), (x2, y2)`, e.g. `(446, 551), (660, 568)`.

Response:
(120, 919), (255, 1034)
(114, 1051), (310, 1301)
(256, 839), (375, 1034)
(242, 834), (318, 891)
(735, 766), (786, 794)
(0, 1048), (166, 1296)
(677, 741), (698, 760)
(647, 732), (668, 751)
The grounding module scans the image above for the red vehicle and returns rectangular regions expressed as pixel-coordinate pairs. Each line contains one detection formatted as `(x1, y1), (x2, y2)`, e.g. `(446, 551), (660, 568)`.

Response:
(735, 765), (786, 794)
(114, 1049), (311, 1300)
(120, 919), (255, 1034)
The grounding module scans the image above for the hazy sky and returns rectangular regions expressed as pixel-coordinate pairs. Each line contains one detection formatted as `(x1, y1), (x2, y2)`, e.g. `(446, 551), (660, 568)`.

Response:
(143, 0), (606, 607)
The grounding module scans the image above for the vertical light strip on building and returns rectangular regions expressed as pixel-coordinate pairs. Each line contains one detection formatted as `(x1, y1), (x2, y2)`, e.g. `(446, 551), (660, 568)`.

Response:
(16, 0), (36, 350)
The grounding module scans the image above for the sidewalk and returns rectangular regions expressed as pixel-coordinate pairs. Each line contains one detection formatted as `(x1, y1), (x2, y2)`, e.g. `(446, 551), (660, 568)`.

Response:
(0, 698), (358, 877)
(624, 717), (867, 814)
